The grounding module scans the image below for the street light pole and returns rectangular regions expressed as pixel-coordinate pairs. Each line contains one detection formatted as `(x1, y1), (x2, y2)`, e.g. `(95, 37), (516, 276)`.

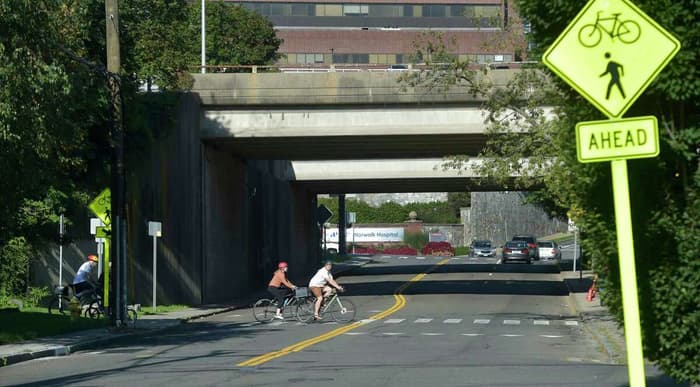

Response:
(201, 0), (206, 74)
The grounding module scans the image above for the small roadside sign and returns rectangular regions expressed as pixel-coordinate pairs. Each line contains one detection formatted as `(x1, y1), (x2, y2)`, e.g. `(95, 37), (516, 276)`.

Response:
(576, 116), (658, 163)
(542, 0), (680, 118)
(88, 188), (112, 227)
(317, 205), (333, 225)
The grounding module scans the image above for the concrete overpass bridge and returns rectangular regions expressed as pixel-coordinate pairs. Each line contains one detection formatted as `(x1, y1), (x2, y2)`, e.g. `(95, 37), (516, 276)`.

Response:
(126, 70), (529, 306)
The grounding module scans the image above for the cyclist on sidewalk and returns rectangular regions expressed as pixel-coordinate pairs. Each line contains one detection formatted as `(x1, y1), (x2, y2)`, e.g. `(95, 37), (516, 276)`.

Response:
(309, 261), (344, 320)
(268, 262), (297, 319)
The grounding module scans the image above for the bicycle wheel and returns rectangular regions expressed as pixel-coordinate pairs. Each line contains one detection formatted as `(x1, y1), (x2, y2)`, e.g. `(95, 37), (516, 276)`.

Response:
(282, 298), (298, 319)
(85, 300), (103, 319)
(329, 297), (357, 323)
(253, 299), (276, 322)
(48, 296), (70, 315)
(577, 24), (601, 48)
(618, 20), (641, 44)
(295, 297), (315, 323)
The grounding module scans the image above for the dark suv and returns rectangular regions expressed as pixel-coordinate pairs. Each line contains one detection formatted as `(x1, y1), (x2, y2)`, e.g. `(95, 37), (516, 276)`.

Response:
(511, 235), (539, 260)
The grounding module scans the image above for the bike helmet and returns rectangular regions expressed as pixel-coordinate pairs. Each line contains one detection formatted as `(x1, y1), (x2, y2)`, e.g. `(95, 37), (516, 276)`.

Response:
(278, 261), (288, 269)
(87, 254), (98, 262)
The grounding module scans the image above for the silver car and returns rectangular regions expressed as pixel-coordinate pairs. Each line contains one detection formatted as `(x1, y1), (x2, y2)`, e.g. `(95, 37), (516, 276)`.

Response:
(502, 241), (532, 264)
(470, 240), (496, 257)
(537, 241), (562, 260)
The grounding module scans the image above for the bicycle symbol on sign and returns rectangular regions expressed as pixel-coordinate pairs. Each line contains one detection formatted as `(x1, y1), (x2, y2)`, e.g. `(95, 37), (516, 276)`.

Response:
(577, 11), (641, 48)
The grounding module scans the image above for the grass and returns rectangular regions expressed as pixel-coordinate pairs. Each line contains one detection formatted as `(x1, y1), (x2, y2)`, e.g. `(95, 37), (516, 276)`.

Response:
(539, 232), (574, 243)
(454, 246), (469, 256)
(0, 307), (107, 345)
(141, 304), (189, 315)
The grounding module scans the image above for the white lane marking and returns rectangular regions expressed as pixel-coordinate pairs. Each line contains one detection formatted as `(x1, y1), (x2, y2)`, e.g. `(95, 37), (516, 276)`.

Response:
(473, 319), (490, 325)
(565, 321), (579, 326)
(416, 257), (426, 260)
(503, 320), (521, 325)
(323, 322), (338, 325)
(496, 259), (502, 264)
(500, 334), (524, 337)
(294, 322), (304, 326)
(461, 333), (484, 337)
(382, 332), (404, 336)
(344, 332), (368, 336)
(414, 318), (432, 323)
(541, 335), (564, 338)
(450, 257), (460, 260)
(229, 314), (241, 317)
(534, 320), (550, 325)
(368, 310), (383, 313)
(240, 322), (260, 327)
(359, 319), (377, 324)
(443, 319), (462, 324)
(421, 333), (445, 336)
(384, 319), (405, 324)
(268, 321), (287, 326)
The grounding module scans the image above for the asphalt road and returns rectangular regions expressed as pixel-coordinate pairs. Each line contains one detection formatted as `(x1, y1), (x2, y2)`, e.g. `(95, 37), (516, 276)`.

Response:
(0, 255), (685, 387)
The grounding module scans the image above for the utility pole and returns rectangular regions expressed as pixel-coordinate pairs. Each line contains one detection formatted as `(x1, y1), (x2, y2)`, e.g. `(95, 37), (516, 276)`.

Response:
(201, 0), (206, 73)
(105, 0), (126, 327)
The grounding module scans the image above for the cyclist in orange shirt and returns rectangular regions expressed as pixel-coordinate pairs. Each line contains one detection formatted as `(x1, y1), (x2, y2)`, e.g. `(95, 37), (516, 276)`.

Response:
(268, 262), (297, 319)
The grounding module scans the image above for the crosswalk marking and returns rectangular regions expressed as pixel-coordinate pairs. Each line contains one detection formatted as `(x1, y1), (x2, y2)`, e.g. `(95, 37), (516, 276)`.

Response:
(565, 321), (579, 326)
(443, 319), (462, 324)
(534, 320), (550, 325)
(421, 333), (444, 336)
(385, 319), (405, 324)
(414, 318), (432, 323)
(501, 334), (524, 337)
(268, 321), (287, 326)
(503, 320), (521, 325)
(359, 319), (376, 324)
(540, 335), (564, 338)
(382, 332), (404, 336)
(344, 332), (368, 336)
(461, 333), (484, 337)
(474, 319), (490, 325)
(240, 322), (260, 327)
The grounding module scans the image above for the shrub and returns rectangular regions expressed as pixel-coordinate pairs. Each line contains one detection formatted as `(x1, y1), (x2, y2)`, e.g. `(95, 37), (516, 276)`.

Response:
(421, 241), (455, 256)
(382, 246), (418, 255)
(404, 231), (429, 250)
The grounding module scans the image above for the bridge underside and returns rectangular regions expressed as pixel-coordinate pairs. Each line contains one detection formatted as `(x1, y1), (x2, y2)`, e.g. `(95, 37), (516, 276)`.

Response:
(206, 134), (489, 160)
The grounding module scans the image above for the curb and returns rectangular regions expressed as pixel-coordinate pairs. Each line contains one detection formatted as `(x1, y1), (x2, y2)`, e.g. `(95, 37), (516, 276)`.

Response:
(0, 305), (240, 368)
(560, 273), (623, 364)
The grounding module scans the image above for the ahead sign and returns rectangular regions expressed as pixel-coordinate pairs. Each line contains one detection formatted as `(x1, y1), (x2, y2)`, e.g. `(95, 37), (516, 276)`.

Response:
(576, 116), (658, 162)
(543, 0), (680, 118)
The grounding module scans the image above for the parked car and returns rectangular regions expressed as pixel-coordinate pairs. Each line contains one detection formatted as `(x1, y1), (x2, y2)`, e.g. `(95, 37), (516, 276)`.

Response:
(469, 240), (496, 257)
(537, 241), (561, 261)
(502, 241), (531, 264)
(512, 235), (539, 260)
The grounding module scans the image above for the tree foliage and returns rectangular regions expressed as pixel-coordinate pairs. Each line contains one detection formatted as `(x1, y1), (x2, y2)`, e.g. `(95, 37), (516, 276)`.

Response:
(0, 0), (281, 297)
(318, 197), (461, 225)
(402, 0), (699, 382)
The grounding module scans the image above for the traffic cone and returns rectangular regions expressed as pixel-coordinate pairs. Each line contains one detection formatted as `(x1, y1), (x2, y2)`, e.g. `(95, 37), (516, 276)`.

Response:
(586, 281), (597, 302)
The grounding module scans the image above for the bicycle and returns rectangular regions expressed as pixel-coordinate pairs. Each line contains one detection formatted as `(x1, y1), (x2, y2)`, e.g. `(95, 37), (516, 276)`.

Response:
(577, 11), (641, 48)
(48, 284), (100, 317)
(296, 288), (356, 323)
(84, 297), (138, 328)
(253, 287), (311, 322)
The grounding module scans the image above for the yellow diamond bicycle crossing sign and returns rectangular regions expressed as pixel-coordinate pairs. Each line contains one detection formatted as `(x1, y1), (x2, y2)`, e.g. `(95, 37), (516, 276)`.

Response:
(576, 116), (658, 163)
(543, 0), (680, 118)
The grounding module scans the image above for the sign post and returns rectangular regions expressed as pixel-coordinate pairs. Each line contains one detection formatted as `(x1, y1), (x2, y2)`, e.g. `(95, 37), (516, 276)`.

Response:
(543, 0), (680, 385)
(89, 188), (112, 308)
(90, 218), (106, 276)
(148, 222), (162, 310)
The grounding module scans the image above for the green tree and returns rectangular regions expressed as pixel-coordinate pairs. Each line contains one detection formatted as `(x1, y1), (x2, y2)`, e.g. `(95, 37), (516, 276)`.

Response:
(197, 1), (282, 68)
(402, 1), (699, 382)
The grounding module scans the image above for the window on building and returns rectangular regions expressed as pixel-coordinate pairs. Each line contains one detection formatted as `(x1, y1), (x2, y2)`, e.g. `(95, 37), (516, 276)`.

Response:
(343, 4), (368, 16)
(423, 5), (446, 17)
(369, 5), (401, 17)
(332, 54), (370, 64)
(291, 4), (315, 16)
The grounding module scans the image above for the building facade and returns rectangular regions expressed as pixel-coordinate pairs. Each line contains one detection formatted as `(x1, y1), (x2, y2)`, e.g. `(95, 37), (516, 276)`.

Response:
(225, 0), (522, 65)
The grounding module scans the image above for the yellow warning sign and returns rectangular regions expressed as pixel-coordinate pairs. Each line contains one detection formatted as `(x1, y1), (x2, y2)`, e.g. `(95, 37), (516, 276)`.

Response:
(88, 188), (111, 227)
(542, 0), (680, 118)
(576, 116), (658, 163)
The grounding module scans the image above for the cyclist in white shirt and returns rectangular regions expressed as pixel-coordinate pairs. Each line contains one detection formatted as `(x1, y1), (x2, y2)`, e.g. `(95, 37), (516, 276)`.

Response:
(73, 254), (98, 296)
(308, 261), (343, 320)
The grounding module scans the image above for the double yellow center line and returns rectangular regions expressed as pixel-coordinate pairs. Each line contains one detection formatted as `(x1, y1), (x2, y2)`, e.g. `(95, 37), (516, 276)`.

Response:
(237, 258), (450, 367)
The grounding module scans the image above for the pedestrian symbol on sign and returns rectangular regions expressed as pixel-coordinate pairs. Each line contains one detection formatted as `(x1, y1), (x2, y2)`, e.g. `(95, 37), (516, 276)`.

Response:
(600, 52), (625, 100)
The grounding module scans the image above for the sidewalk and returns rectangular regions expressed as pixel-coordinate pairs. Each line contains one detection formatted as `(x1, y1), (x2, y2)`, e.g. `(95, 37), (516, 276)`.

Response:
(560, 267), (627, 365)
(0, 258), (370, 368)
